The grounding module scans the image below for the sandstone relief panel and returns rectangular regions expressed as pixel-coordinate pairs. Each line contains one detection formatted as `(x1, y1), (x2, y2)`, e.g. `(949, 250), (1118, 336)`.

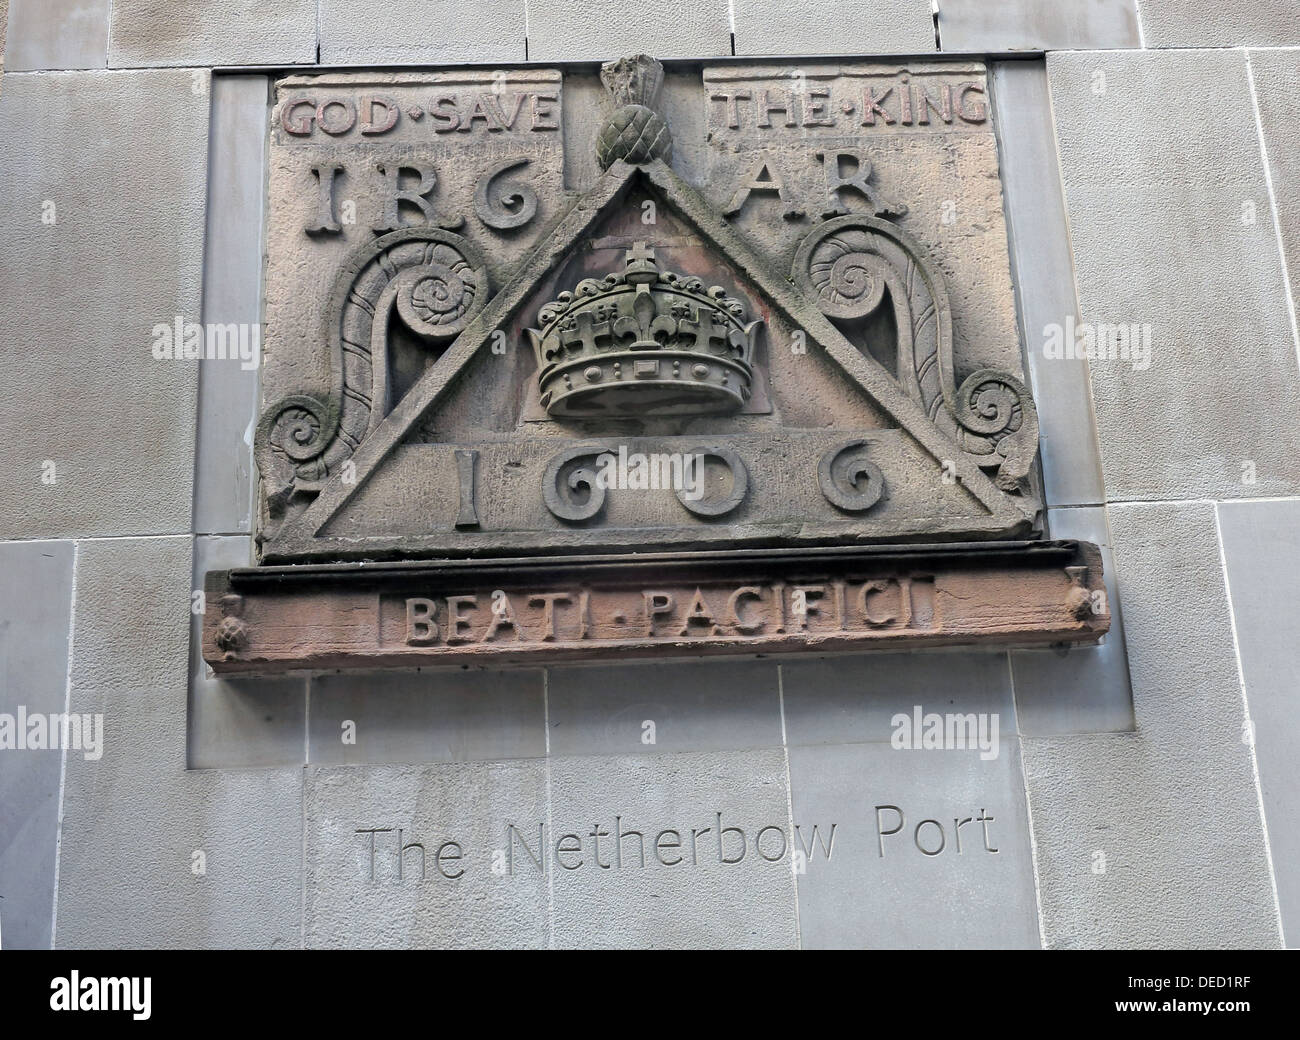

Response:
(203, 56), (1108, 672)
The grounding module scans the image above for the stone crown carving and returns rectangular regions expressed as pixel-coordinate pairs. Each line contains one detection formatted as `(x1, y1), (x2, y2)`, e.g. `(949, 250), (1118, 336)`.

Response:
(526, 242), (762, 418)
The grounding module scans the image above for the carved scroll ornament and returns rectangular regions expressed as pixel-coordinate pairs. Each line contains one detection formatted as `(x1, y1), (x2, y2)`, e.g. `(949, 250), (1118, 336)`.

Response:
(256, 228), (488, 523)
(793, 214), (1039, 493)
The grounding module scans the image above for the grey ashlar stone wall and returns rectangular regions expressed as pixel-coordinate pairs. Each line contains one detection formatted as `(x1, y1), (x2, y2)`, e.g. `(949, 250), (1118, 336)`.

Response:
(1, 0), (1298, 949)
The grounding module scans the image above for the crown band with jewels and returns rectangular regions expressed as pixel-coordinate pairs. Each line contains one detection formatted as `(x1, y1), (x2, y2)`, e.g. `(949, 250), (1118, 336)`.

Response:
(526, 243), (763, 418)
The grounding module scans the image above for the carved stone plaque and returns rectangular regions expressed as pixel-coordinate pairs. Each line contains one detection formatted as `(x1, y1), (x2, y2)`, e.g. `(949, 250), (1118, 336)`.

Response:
(204, 56), (1108, 672)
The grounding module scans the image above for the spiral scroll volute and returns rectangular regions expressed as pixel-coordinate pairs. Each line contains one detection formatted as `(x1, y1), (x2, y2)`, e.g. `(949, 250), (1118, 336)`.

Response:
(257, 229), (489, 522)
(802, 228), (890, 321)
(954, 369), (1039, 492)
(794, 213), (1041, 496)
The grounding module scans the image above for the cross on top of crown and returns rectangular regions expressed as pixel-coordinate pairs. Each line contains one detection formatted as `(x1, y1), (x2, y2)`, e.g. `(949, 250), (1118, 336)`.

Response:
(625, 241), (656, 267)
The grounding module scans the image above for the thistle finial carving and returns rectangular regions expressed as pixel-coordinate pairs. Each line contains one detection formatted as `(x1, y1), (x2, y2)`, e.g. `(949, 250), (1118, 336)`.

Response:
(595, 55), (673, 170)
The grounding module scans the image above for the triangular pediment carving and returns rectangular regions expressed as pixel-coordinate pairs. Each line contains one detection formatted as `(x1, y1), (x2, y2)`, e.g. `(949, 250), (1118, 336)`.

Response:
(255, 156), (1037, 563)
(252, 55), (1042, 565)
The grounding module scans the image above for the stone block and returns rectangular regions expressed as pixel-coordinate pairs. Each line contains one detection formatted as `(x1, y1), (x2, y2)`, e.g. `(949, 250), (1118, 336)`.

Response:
(1048, 49), (1300, 501)
(1217, 498), (1300, 947)
(1021, 501), (1281, 947)
(308, 669), (545, 765)
(525, 0), (731, 61)
(990, 59), (1105, 506)
(788, 739), (1040, 948)
(1141, 1), (1300, 48)
(545, 659), (782, 756)
(318, 0), (526, 65)
(1247, 48), (1300, 340)
(108, 0), (316, 68)
(57, 768), (304, 948)
(5, 0), (109, 71)
(781, 651), (1015, 746)
(548, 748), (800, 948)
(304, 761), (549, 948)
(55, 537), (303, 948)
(0, 70), (208, 537)
(0, 540), (74, 949)
(194, 74), (268, 536)
(938, 0), (1140, 52)
(732, 0), (938, 56)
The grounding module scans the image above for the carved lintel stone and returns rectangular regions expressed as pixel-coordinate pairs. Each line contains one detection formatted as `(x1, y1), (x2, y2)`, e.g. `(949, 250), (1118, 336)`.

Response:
(203, 541), (1109, 674)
